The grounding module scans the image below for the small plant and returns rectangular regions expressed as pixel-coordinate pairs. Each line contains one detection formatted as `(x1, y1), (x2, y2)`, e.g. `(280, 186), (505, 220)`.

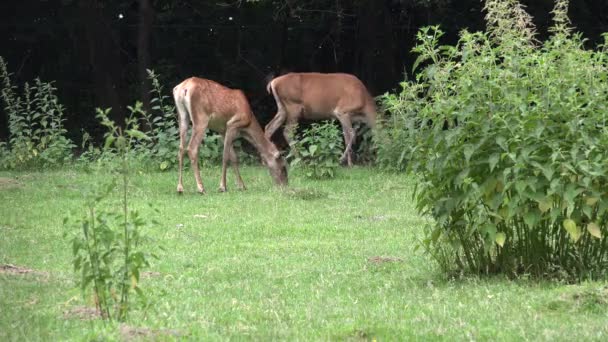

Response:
(67, 108), (157, 321)
(288, 121), (343, 179)
(137, 70), (179, 170)
(0, 56), (74, 169)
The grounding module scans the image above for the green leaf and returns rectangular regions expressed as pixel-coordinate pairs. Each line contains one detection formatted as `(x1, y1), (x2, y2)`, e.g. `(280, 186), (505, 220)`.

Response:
(523, 210), (539, 228)
(104, 136), (115, 150)
(587, 222), (602, 239)
(464, 145), (475, 163)
(412, 54), (427, 73)
(308, 145), (318, 156)
(586, 197), (599, 206)
(495, 232), (506, 247)
(488, 153), (500, 172)
(159, 161), (168, 170)
(126, 129), (150, 141)
(563, 219), (581, 242)
(538, 199), (551, 213)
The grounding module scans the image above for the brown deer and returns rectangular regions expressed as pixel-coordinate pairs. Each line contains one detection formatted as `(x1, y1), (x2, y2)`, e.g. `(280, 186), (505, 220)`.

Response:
(173, 77), (287, 194)
(264, 72), (376, 166)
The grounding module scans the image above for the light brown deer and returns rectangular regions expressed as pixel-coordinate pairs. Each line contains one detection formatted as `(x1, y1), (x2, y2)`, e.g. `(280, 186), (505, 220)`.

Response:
(173, 77), (287, 194)
(264, 72), (376, 166)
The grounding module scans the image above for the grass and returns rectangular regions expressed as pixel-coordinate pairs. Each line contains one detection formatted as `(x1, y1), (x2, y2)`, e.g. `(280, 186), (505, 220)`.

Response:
(1, 166), (608, 341)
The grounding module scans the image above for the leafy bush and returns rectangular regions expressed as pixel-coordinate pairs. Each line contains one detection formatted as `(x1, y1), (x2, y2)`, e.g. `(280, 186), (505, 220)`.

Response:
(0, 56), (74, 169)
(288, 121), (343, 179)
(66, 108), (158, 321)
(388, 0), (608, 280)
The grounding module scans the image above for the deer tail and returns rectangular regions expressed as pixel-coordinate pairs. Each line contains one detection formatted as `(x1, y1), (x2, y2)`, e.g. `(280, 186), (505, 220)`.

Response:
(173, 83), (191, 129)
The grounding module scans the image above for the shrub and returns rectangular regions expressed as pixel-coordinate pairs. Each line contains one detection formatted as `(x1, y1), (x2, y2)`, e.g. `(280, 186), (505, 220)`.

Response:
(288, 121), (343, 179)
(0, 56), (74, 169)
(66, 108), (158, 321)
(389, 0), (608, 280)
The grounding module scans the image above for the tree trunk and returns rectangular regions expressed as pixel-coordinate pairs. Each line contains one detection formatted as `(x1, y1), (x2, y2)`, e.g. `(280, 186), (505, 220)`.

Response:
(79, 0), (125, 124)
(355, 0), (397, 94)
(138, 0), (154, 116)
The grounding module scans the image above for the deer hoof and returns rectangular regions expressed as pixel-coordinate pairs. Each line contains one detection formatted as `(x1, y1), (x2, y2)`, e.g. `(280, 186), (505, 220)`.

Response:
(218, 186), (227, 193)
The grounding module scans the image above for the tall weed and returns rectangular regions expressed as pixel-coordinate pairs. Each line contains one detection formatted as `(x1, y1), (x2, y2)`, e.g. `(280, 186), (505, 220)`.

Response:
(0, 57), (74, 169)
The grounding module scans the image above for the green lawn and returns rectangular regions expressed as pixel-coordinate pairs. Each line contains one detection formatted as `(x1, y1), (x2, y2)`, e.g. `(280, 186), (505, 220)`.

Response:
(1, 166), (608, 341)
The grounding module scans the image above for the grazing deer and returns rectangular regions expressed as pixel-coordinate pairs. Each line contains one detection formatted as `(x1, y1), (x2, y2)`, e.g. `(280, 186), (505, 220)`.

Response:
(264, 72), (376, 166)
(173, 77), (287, 194)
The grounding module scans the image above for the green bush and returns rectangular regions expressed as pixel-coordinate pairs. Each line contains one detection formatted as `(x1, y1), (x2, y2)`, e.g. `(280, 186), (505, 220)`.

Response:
(388, 0), (608, 280)
(289, 121), (343, 179)
(0, 56), (74, 169)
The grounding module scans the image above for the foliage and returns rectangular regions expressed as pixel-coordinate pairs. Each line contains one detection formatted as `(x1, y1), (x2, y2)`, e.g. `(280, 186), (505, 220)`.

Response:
(0, 56), (75, 169)
(353, 122), (376, 165)
(134, 69), (180, 170)
(66, 108), (157, 321)
(388, 0), (608, 280)
(375, 81), (426, 171)
(288, 121), (343, 179)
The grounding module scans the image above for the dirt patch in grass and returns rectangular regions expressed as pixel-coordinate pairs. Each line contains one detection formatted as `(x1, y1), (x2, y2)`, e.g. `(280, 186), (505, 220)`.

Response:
(0, 177), (22, 190)
(63, 306), (102, 320)
(282, 187), (328, 200)
(355, 214), (391, 222)
(546, 286), (608, 314)
(140, 271), (162, 279)
(368, 256), (403, 264)
(119, 324), (182, 341)
(0, 264), (49, 280)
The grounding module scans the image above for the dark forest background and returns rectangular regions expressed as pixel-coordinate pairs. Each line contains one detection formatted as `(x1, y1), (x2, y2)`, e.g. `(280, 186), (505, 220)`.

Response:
(1, 0), (607, 142)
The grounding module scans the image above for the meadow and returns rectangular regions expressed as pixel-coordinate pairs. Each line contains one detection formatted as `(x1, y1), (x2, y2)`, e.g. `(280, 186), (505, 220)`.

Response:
(2, 166), (608, 341)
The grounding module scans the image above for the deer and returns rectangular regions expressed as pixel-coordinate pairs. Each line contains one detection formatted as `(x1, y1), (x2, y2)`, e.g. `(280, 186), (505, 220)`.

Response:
(173, 77), (288, 194)
(264, 72), (377, 167)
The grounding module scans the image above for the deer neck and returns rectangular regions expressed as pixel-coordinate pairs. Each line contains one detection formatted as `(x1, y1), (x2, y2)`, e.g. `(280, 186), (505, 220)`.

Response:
(244, 119), (279, 163)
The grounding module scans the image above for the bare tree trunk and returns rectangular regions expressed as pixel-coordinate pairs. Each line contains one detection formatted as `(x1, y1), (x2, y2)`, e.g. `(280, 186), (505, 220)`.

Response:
(138, 0), (154, 116)
(80, 0), (125, 124)
(355, 0), (396, 94)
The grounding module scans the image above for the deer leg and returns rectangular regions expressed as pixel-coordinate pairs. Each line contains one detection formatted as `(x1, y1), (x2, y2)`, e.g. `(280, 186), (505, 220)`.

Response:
(219, 126), (239, 192)
(187, 124), (207, 194)
(336, 115), (355, 167)
(229, 143), (246, 190)
(176, 123), (188, 194)
(264, 110), (286, 141)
